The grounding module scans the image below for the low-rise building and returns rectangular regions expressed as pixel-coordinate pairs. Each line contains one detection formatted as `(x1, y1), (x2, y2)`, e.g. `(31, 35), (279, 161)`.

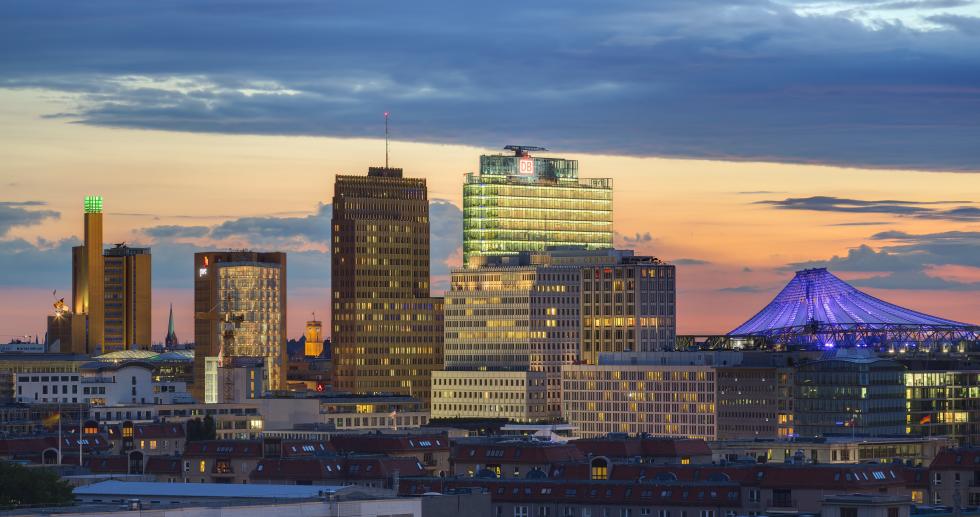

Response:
(431, 370), (549, 423)
(572, 436), (713, 465)
(329, 433), (451, 475)
(562, 353), (718, 439)
(14, 361), (190, 406)
(450, 439), (585, 478)
(711, 435), (954, 466)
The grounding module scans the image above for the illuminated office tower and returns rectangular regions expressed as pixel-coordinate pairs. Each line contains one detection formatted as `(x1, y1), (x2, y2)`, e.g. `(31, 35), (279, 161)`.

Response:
(102, 244), (151, 352)
(462, 146), (613, 266)
(580, 257), (676, 364)
(331, 167), (443, 406)
(304, 318), (323, 357)
(193, 251), (287, 401)
(71, 195), (105, 355)
(433, 248), (630, 420)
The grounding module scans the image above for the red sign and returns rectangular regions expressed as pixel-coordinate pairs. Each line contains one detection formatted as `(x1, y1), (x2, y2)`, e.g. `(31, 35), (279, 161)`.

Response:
(315, 382), (326, 392)
(518, 157), (535, 176)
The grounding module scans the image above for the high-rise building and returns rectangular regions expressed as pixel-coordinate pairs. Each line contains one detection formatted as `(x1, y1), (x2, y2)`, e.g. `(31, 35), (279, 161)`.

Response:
(436, 248), (630, 419)
(331, 167), (443, 406)
(304, 319), (323, 357)
(462, 146), (613, 266)
(193, 251), (287, 401)
(165, 303), (179, 348)
(71, 195), (105, 355)
(102, 244), (151, 352)
(580, 257), (676, 363)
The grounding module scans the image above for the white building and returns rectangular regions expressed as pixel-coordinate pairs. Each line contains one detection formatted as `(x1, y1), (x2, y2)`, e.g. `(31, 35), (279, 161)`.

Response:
(13, 361), (189, 406)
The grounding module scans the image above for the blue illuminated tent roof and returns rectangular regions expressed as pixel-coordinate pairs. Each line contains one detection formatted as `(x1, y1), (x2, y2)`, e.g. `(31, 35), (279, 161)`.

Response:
(729, 268), (975, 337)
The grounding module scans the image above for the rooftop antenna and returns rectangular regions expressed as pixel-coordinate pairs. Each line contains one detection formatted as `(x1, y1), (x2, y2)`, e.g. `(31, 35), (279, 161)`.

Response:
(384, 111), (390, 168)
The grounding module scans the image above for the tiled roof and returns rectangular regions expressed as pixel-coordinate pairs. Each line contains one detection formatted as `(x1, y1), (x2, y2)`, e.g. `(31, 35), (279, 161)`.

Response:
(551, 462), (914, 489)
(400, 478), (741, 507)
(930, 448), (980, 469)
(145, 456), (183, 475)
(184, 440), (262, 458)
(135, 423), (185, 439)
(280, 440), (334, 457)
(250, 456), (426, 482)
(572, 437), (711, 459)
(452, 441), (585, 465)
(330, 434), (448, 454)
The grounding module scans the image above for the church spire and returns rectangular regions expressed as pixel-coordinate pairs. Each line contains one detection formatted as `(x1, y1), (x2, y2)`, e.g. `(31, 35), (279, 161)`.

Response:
(165, 303), (179, 347)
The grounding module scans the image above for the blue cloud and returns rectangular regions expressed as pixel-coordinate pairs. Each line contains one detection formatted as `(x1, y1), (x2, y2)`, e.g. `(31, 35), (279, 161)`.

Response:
(1, 0), (979, 170)
(0, 201), (59, 236)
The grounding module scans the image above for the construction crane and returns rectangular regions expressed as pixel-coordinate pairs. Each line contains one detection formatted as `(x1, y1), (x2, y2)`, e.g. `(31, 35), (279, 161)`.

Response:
(504, 145), (548, 157)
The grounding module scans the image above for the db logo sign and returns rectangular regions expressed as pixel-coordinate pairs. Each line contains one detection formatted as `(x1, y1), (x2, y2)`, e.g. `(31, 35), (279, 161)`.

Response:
(315, 382), (326, 392)
(518, 157), (535, 176)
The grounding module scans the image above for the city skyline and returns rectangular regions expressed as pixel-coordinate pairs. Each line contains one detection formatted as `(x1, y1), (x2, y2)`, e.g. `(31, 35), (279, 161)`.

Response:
(1, 128), (979, 341)
(1, 1), (978, 342)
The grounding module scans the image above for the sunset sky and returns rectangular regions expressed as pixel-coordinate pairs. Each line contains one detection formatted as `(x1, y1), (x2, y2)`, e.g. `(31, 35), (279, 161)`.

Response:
(1, 1), (978, 342)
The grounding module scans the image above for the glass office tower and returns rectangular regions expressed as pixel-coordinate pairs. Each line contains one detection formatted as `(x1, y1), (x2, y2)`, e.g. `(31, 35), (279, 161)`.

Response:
(462, 147), (613, 266)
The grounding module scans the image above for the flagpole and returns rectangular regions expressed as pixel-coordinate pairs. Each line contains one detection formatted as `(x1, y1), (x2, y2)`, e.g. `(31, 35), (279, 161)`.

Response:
(57, 403), (62, 464)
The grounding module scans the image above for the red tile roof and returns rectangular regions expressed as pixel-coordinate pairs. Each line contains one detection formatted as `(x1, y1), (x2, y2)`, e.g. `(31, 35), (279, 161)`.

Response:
(145, 456), (183, 475)
(930, 448), (980, 470)
(184, 440), (262, 458)
(135, 423), (185, 439)
(250, 456), (426, 482)
(572, 437), (712, 459)
(280, 440), (334, 457)
(452, 442), (585, 465)
(330, 434), (449, 454)
(551, 462), (915, 490)
(400, 478), (741, 507)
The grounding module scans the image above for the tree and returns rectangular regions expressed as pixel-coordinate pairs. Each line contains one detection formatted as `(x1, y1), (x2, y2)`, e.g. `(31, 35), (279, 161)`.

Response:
(202, 415), (217, 440)
(0, 462), (73, 508)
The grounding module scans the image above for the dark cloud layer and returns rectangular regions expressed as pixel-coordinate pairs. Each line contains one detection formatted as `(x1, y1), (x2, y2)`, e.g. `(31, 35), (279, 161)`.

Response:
(0, 201), (59, 237)
(1, 1), (979, 170)
(138, 200), (463, 291)
(789, 230), (980, 290)
(760, 196), (980, 221)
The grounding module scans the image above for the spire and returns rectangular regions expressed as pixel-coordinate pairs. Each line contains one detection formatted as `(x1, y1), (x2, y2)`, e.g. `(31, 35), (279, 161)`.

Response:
(165, 303), (179, 347)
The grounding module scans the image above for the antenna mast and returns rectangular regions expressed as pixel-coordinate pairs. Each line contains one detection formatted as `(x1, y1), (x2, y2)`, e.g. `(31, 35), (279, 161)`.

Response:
(384, 111), (390, 168)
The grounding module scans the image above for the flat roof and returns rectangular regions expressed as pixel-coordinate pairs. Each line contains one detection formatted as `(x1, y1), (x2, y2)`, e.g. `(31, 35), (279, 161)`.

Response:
(73, 480), (346, 499)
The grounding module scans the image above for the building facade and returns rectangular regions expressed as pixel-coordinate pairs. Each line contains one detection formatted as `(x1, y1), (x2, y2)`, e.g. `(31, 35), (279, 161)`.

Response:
(193, 251), (287, 400)
(102, 244), (152, 352)
(580, 257), (677, 363)
(462, 147), (613, 266)
(331, 167), (443, 406)
(561, 354), (718, 439)
(71, 195), (105, 355)
(716, 365), (795, 440)
(794, 348), (906, 438)
(431, 370), (549, 422)
(902, 361), (980, 445)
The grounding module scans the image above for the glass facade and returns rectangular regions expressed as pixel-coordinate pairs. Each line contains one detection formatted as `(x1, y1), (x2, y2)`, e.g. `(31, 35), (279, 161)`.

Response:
(217, 263), (283, 391)
(463, 153), (612, 265)
(794, 353), (906, 438)
(905, 370), (980, 445)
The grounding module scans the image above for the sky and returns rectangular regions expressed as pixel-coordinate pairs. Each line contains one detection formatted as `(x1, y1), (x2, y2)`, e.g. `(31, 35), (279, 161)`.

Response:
(0, 0), (978, 342)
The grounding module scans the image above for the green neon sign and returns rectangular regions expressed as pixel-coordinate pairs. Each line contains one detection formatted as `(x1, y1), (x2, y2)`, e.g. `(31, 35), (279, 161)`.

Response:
(84, 195), (103, 214)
